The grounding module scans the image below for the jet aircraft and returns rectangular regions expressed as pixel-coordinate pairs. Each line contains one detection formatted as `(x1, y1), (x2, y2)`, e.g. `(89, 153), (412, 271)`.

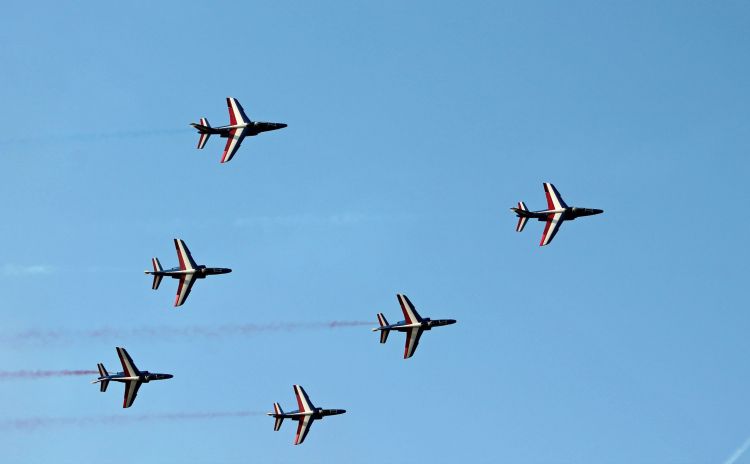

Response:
(511, 183), (603, 246)
(145, 239), (231, 307)
(91, 347), (172, 408)
(372, 294), (456, 359)
(267, 385), (346, 445)
(191, 97), (287, 163)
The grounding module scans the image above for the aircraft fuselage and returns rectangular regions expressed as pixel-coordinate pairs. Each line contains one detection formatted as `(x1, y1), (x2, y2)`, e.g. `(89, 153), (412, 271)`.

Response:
(153, 266), (232, 279)
(98, 371), (173, 384)
(271, 408), (346, 420)
(211, 121), (287, 137)
(384, 318), (457, 332)
(518, 207), (603, 221)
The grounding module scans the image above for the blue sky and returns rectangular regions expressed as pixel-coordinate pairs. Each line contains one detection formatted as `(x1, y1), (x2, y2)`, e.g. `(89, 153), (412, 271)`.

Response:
(1, 1), (749, 463)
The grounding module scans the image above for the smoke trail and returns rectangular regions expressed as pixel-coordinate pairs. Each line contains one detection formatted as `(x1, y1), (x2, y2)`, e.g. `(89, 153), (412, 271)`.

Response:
(0, 128), (186, 146)
(722, 435), (750, 464)
(0, 411), (264, 431)
(0, 321), (371, 346)
(0, 370), (96, 380)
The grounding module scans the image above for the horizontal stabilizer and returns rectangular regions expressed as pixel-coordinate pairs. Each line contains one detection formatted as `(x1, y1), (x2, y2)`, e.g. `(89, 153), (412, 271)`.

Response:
(513, 201), (529, 232)
(516, 216), (528, 232)
(376, 313), (390, 343)
(273, 402), (284, 431)
(195, 118), (211, 149)
(96, 363), (109, 392)
(151, 257), (163, 290)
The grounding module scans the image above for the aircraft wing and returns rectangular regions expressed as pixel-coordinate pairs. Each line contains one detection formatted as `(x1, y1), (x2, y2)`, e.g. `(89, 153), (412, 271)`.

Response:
(116, 347), (140, 377)
(543, 182), (568, 210)
(220, 128), (246, 164)
(227, 97), (250, 125)
(540, 213), (565, 246)
(174, 239), (198, 271)
(174, 274), (197, 307)
(397, 294), (423, 324)
(294, 415), (315, 445)
(294, 385), (315, 413)
(403, 327), (424, 359)
(122, 380), (142, 408)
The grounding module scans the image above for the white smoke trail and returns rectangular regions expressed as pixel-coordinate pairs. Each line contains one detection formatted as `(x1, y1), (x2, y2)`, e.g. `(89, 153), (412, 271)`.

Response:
(723, 435), (750, 464)
(0, 370), (96, 380)
(0, 411), (264, 431)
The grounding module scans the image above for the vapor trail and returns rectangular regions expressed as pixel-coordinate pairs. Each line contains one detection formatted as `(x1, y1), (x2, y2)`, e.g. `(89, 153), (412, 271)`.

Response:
(0, 370), (96, 380)
(0, 321), (371, 346)
(0, 411), (264, 431)
(722, 435), (750, 464)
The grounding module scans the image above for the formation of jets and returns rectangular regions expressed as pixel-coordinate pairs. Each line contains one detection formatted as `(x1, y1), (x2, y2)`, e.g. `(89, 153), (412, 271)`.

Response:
(87, 97), (603, 445)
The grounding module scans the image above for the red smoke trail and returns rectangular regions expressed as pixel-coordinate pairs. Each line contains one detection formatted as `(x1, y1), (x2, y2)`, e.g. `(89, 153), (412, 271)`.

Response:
(0, 321), (371, 345)
(0, 411), (264, 431)
(0, 370), (97, 380)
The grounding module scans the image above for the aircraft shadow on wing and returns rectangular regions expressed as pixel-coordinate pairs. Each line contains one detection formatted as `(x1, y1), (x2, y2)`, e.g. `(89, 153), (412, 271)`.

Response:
(266, 385), (345, 445)
(511, 182), (603, 246)
(190, 97), (287, 163)
(145, 239), (232, 307)
(91, 347), (172, 408)
(373, 294), (456, 359)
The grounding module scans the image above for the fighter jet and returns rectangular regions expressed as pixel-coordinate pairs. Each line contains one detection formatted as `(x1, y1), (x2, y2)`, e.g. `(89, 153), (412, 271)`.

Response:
(267, 385), (346, 445)
(191, 97), (287, 163)
(91, 347), (172, 408)
(511, 183), (603, 246)
(145, 239), (231, 307)
(372, 294), (456, 359)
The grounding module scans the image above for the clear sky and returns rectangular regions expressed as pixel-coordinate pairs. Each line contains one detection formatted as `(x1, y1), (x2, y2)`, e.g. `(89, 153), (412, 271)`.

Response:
(1, 1), (749, 463)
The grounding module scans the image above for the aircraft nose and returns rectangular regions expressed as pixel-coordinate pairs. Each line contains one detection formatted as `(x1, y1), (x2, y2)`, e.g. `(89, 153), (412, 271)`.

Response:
(593, 209), (604, 215)
(447, 319), (457, 325)
(165, 374), (173, 379)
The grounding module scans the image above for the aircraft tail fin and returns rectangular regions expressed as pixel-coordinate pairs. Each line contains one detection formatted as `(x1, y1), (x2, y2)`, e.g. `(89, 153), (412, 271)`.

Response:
(513, 201), (529, 232)
(96, 363), (109, 392)
(374, 313), (390, 343)
(192, 118), (212, 149)
(150, 257), (163, 290)
(272, 403), (284, 431)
